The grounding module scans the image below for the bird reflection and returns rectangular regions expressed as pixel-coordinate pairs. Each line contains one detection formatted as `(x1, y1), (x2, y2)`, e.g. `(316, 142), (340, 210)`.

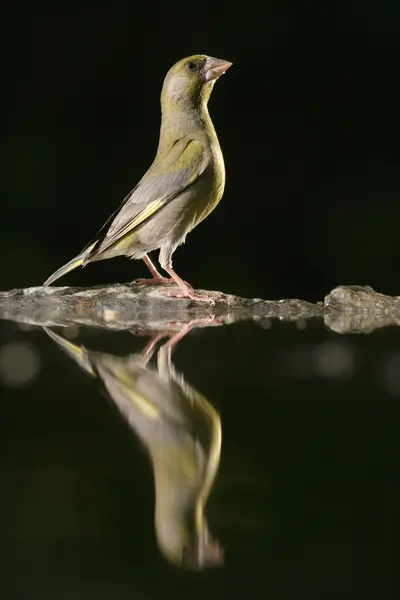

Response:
(43, 320), (223, 570)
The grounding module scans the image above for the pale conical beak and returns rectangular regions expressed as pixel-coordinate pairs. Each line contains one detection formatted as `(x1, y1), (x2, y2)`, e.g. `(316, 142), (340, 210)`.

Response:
(205, 60), (233, 82)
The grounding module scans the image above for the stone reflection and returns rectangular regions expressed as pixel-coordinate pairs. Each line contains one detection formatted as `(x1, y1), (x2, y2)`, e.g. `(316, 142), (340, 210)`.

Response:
(43, 321), (223, 570)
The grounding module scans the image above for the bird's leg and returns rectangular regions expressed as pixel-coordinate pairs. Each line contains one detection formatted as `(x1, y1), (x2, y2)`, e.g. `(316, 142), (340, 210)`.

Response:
(143, 254), (166, 279)
(165, 268), (194, 290)
(164, 267), (221, 305)
(141, 332), (167, 363)
(143, 317), (214, 366)
(135, 255), (173, 286)
(161, 316), (217, 351)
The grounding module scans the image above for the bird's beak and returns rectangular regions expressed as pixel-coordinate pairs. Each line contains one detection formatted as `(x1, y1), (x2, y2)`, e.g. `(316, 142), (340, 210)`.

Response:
(205, 59), (233, 82)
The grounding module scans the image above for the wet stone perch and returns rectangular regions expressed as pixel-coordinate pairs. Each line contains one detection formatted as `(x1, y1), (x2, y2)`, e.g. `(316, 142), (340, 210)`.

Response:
(0, 281), (322, 327)
(324, 285), (400, 314)
(0, 282), (399, 333)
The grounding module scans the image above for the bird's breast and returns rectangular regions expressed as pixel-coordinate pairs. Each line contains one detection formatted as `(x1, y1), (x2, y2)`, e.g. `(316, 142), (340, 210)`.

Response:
(210, 140), (225, 193)
(191, 142), (225, 227)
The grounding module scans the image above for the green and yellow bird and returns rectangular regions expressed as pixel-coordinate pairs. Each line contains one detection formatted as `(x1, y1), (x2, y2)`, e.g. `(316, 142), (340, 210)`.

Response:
(44, 325), (223, 570)
(43, 54), (232, 303)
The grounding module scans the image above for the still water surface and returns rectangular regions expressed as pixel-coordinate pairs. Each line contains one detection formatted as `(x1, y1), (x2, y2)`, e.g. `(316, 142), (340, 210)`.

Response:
(0, 315), (399, 599)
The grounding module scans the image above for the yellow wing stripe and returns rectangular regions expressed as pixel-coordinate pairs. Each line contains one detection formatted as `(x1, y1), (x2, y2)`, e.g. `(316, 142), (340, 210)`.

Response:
(118, 198), (165, 237)
(121, 384), (160, 419)
(96, 198), (166, 255)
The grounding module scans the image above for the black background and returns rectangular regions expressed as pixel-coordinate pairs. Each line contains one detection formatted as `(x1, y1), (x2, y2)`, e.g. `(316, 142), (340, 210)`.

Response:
(3, 4), (400, 597)
(5, 1), (400, 300)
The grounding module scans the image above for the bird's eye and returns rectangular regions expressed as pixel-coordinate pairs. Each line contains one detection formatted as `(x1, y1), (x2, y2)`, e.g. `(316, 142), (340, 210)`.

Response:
(185, 61), (197, 72)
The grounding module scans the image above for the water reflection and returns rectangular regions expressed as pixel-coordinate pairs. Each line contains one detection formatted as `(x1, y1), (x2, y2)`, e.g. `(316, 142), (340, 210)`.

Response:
(43, 321), (223, 570)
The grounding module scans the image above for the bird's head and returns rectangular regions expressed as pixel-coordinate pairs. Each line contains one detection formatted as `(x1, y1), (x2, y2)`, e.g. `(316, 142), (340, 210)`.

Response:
(161, 54), (232, 111)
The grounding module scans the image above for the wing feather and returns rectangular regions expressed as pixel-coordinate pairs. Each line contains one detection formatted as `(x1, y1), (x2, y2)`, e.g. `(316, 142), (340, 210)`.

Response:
(85, 137), (206, 259)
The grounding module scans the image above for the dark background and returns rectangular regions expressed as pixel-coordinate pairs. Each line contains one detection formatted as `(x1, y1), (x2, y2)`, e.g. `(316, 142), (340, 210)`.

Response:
(3, 4), (400, 598)
(4, 0), (400, 300)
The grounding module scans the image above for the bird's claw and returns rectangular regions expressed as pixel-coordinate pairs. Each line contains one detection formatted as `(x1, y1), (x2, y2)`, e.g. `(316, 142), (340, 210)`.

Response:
(135, 276), (174, 286)
(166, 290), (215, 305)
(166, 289), (229, 305)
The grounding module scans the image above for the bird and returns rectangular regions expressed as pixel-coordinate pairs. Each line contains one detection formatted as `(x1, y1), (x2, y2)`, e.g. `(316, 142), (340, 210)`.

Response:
(44, 323), (223, 569)
(43, 54), (232, 303)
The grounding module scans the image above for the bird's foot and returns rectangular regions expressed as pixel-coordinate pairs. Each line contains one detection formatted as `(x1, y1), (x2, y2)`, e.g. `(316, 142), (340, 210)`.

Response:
(162, 315), (218, 348)
(167, 288), (215, 305)
(134, 276), (174, 286)
(167, 288), (228, 305)
(207, 290), (229, 303)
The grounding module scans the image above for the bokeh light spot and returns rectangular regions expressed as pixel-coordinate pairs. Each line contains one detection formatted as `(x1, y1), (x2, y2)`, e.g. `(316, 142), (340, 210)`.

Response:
(0, 341), (41, 387)
(381, 353), (400, 397)
(313, 342), (354, 379)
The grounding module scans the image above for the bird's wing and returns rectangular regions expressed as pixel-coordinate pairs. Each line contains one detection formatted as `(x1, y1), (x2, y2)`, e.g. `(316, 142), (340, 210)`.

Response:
(86, 137), (207, 258)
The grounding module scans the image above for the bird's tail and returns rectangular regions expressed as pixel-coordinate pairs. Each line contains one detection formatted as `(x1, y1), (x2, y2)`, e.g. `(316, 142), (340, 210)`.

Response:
(43, 240), (98, 286)
(43, 254), (86, 286)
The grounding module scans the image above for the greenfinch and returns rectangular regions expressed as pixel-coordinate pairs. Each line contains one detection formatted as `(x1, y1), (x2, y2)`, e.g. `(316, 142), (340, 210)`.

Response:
(44, 326), (223, 569)
(43, 54), (232, 303)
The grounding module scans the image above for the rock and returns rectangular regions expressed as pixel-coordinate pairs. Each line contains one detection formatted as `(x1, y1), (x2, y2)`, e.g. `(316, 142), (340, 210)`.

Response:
(0, 281), (399, 334)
